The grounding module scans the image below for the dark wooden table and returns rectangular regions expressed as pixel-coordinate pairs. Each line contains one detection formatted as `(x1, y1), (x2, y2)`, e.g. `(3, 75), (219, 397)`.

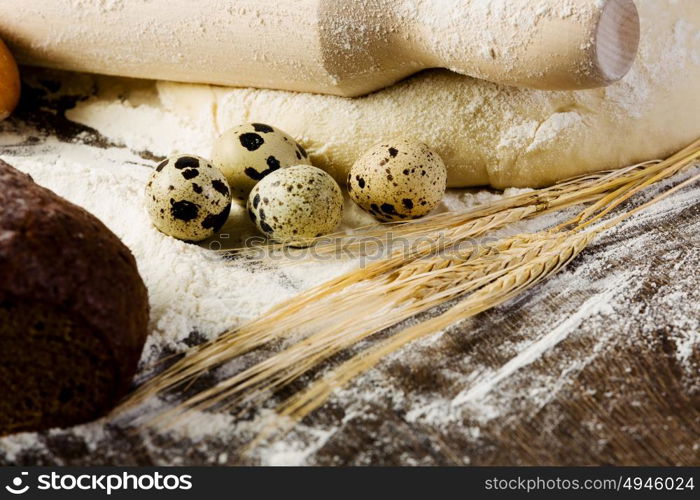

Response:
(0, 69), (698, 466)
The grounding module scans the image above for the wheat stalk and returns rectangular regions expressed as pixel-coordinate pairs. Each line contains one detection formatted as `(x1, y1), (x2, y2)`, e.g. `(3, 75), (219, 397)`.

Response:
(264, 231), (599, 440)
(228, 160), (654, 262)
(263, 165), (700, 443)
(144, 232), (552, 427)
(124, 206), (536, 408)
(121, 139), (700, 446)
(124, 165), (639, 407)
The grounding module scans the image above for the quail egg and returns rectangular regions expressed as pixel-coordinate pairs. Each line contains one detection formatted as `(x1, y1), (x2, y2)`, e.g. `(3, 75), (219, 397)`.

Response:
(247, 165), (343, 246)
(347, 139), (447, 222)
(212, 122), (312, 201)
(146, 154), (232, 242)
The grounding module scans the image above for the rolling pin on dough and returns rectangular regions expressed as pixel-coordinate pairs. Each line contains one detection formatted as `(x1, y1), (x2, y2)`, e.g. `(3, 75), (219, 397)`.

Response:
(0, 0), (640, 97)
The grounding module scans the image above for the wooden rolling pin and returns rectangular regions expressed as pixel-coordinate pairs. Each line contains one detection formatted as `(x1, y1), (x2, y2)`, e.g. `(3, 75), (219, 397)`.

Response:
(0, 0), (640, 97)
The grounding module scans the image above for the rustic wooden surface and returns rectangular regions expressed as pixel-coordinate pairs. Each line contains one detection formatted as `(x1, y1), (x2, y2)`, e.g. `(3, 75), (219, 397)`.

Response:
(0, 70), (698, 466)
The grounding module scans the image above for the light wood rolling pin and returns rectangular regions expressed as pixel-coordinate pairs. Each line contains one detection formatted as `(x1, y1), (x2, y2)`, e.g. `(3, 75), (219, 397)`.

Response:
(0, 0), (640, 97)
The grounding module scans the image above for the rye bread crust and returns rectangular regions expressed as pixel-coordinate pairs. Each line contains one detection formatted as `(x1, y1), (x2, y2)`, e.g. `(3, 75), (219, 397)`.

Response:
(0, 159), (149, 434)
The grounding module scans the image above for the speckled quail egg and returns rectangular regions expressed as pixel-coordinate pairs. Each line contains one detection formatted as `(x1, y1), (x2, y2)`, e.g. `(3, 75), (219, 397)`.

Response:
(212, 122), (312, 201)
(347, 139), (447, 222)
(145, 154), (232, 242)
(247, 165), (343, 246)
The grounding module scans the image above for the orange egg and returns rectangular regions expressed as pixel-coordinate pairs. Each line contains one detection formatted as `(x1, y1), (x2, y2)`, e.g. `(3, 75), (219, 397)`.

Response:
(0, 38), (20, 120)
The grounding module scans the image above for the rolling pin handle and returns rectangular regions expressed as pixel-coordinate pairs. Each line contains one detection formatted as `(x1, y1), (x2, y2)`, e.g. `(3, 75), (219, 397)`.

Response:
(408, 0), (640, 91)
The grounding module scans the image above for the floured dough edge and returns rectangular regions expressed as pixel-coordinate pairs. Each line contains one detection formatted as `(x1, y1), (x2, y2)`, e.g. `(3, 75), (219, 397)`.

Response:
(98, 0), (700, 189)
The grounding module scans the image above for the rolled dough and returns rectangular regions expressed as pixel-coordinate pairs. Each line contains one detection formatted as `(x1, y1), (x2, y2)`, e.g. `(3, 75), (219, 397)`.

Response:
(150, 0), (699, 189)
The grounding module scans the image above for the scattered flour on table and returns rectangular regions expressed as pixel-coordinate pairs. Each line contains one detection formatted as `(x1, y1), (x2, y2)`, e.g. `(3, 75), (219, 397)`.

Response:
(0, 138), (360, 358)
(1, 69), (698, 464)
(391, 170), (700, 431)
(0, 92), (530, 368)
(0, 90), (542, 464)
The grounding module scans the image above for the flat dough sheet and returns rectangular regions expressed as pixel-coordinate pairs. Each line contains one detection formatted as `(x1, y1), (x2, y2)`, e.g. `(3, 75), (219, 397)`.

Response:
(148, 0), (699, 188)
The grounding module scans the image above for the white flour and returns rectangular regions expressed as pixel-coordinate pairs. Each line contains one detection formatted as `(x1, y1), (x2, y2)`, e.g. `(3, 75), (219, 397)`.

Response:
(0, 83), (550, 463)
(0, 94), (698, 462)
(0, 0), (697, 462)
(0, 137), (363, 357)
(4, 93), (514, 359)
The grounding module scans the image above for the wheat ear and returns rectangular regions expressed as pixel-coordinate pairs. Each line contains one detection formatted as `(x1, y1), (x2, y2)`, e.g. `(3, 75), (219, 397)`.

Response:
(120, 139), (700, 443)
(122, 163), (644, 409)
(144, 232), (559, 428)
(254, 167), (700, 445)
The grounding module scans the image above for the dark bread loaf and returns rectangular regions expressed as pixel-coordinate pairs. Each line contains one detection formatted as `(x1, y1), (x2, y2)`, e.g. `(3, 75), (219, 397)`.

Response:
(0, 159), (149, 435)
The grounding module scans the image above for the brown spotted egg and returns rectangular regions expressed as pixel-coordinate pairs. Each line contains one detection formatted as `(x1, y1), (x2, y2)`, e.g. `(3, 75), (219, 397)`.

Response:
(247, 165), (343, 246)
(212, 122), (312, 201)
(347, 139), (447, 222)
(146, 154), (232, 242)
